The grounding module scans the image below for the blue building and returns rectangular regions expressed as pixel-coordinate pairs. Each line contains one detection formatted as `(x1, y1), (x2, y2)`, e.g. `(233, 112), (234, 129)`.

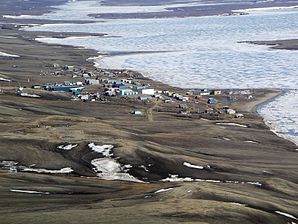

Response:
(112, 84), (127, 89)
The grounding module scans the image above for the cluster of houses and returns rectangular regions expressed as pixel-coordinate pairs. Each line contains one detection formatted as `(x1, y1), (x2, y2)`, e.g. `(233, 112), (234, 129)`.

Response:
(223, 106), (244, 118)
(101, 78), (155, 97)
(16, 63), (252, 119)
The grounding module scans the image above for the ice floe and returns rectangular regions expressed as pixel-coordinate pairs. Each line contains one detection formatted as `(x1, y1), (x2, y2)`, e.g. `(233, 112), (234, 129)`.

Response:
(275, 211), (297, 220)
(10, 189), (50, 195)
(58, 144), (78, 150)
(183, 162), (204, 170)
(88, 143), (114, 157)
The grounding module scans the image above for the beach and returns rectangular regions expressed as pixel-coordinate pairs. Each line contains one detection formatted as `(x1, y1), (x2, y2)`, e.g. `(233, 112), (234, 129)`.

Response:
(0, 0), (298, 224)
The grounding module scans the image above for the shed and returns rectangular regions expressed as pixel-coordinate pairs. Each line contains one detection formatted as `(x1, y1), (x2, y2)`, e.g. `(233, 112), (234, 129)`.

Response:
(207, 98), (217, 104)
(179, 104), (188, 109)
(139, 96), (152, 101)
(86, 79), (100, 85)
(211, 90), (222, 95)
(131, 110), (144, 116)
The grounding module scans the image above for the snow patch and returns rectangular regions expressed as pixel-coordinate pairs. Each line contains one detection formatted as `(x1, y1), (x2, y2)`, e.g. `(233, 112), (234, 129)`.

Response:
(10, 189), (50, 195)
(275, 211), (297, 220)
(58, 144), (78, 150)
(0, 160), (18, 172)
(161, 175), (194, 182)
(139, 165), (149, 172)
(161, 174), (262, 186)
(0, 51), (20, 58)
(230, 202), (246, 206)
(154, 188), (174, 194)
(0, 77), (12, 82)
(244, 140), (258, 144)
(20, 93), (41, 98)
(183, 162), (204, 170)
(91, 158), (142, 182)
(216, 123), (248, 128)
(88, 143), (114, 157)
(223, 137), (231, 141)
(21, 167), (73, 174)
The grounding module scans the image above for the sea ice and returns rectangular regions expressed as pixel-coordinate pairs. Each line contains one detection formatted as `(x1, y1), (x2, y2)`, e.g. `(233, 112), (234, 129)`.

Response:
(258, 90), (298, 146)
(19, 1), (298, 146)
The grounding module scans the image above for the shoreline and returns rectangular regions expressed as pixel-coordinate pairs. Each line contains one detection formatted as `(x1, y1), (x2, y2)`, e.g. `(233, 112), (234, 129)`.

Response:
(1, 1), (298, 223)
(9, 24), (296, 146)
(30, 33), (298, 147)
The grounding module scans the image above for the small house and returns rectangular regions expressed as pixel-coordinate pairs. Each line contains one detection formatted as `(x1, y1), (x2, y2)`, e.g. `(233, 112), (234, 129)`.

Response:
(211, 90), (222, 95)
(179, 104), (188, 110)
(199, 89), (210, 96)
(85, 79), (100, 85)
(105, 91), (116, 97)
(31, 84), (41, 89)
(226, 109), (236, 115)
(205, 108), (214, 114)
(207, 98), (217, 104)
(131, 110), (144, 116)
(139, 96), (152, 101)
(235, 113), (244, 118)
(53, 63), (60, 68)
(80, 94), (89, 101)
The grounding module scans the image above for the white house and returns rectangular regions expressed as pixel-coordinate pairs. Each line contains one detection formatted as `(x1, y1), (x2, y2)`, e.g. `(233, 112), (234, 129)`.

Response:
(141, 88), (155, 95)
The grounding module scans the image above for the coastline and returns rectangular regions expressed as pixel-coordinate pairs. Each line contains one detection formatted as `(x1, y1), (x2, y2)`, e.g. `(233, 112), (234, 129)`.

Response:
(3, 20), (296, 147)
(242, 89), (282, 113)
(1, 1), (298, 224)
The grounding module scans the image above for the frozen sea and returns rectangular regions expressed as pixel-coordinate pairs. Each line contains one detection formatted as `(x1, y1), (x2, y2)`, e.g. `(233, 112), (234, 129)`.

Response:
(14, 0), (298, 145)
